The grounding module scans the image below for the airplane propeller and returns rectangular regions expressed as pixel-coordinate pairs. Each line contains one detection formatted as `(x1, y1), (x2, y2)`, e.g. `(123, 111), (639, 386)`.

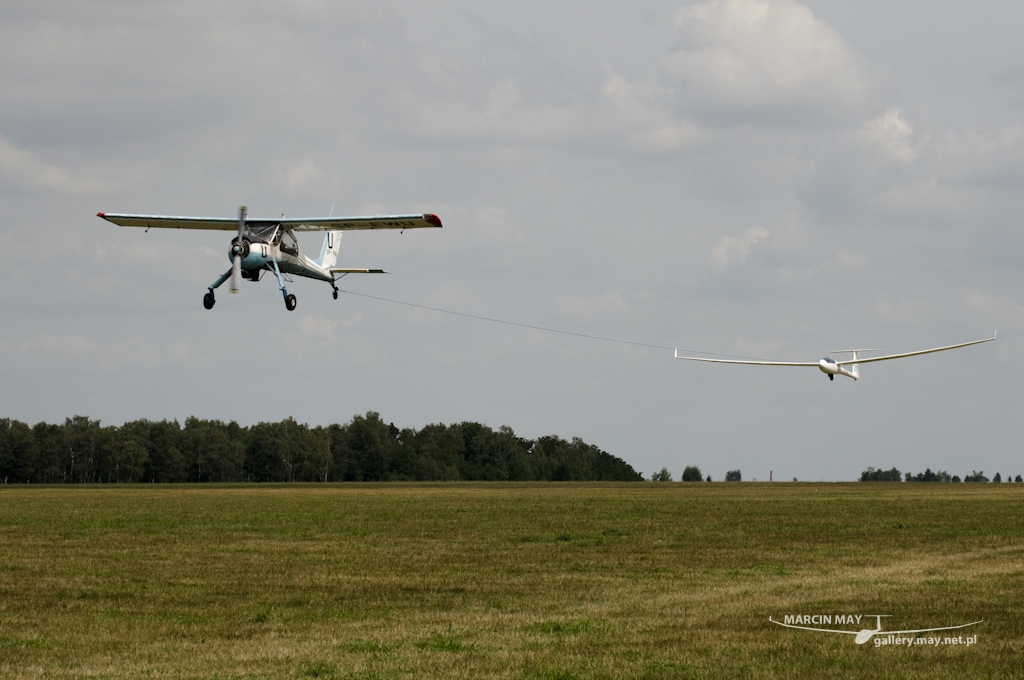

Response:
(230, 205), (246, 293)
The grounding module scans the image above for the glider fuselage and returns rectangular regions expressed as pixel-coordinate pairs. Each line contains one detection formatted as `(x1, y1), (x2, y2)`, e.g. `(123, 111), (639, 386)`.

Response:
(818, 357), (858, 380)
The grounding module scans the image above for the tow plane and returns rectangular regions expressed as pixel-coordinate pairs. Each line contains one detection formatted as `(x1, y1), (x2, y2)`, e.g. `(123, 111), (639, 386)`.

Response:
(675, 333), (995, 381)
(97, 207), (442, 310)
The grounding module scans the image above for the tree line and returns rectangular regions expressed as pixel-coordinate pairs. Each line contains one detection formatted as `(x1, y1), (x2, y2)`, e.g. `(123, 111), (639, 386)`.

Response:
(650, 466), (740, 482)
(0, 413), (643, 483)
(860, 467), (1022, 483)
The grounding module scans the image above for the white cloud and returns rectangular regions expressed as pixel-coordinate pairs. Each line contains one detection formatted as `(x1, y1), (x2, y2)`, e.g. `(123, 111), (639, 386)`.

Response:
(411, 69), (702, 153)
(799, 248), (869, 278)
(862, 108), (916, 162)
(959, 289), (1024, 332)
(709, 226), (769, 270)
(285, 158), (322, 192)
(298, 313), (339, 346)
(921, 124), (1024, 190)
(868, 294), (944, 326)
(829, 249), (869, 271)
(414, 78), (584, 144)
(0, 135), (110, 194)
(662, 0), (871, 120)
(12, 333), (190, 370)
(266, 313), (386, 364)
(415, 204), (527, 255)
(599, 68), (702, 152)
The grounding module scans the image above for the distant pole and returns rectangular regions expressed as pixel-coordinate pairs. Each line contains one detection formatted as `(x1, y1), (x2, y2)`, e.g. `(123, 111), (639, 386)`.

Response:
(770, 471), (773, 482)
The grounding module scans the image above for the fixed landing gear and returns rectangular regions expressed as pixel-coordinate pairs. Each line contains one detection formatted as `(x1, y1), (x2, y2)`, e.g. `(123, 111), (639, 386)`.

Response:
(829, 375), (834, 381)
(269, 260), (297, 311)
(205, 266), (234, 309)
(333, 289), (338, 300)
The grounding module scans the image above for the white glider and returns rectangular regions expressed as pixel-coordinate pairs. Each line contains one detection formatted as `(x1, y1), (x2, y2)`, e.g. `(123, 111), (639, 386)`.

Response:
(675, 333), (995, 381)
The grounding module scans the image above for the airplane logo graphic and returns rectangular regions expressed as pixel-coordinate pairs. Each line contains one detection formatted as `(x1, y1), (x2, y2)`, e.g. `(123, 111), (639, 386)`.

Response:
(769, 615), (983, 644)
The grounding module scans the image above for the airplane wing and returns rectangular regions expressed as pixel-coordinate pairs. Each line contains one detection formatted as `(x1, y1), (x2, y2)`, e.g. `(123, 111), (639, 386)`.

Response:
(97, 213), (237, 230)
(835, 334), (995, 366)
(673, 350), (817, 367)
(329, 268), (388, 274)
(97, 212), (442, 231)
(280, 214), (441, 231)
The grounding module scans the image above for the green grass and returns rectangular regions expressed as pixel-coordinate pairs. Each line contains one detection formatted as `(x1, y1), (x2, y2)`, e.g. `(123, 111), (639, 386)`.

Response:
(0, 483), (1021, 678)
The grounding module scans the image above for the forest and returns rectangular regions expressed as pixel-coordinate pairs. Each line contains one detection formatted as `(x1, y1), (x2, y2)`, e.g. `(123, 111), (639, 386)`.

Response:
(0, 413), (643, 483)
(859, 466), (1019, 483)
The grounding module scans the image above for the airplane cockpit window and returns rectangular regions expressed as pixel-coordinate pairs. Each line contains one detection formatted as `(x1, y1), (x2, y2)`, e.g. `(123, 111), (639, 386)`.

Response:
(280, 230), (300, 256)
(248, 224), (279, 244)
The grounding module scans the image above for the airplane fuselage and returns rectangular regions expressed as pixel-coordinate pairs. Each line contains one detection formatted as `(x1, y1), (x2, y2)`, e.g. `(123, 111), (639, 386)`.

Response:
(230, 240), (332, 283)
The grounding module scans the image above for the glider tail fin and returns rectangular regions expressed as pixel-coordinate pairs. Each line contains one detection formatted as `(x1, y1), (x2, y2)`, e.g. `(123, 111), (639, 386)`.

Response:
(316, 231), (342, 269)
(832, 347), (879, 380)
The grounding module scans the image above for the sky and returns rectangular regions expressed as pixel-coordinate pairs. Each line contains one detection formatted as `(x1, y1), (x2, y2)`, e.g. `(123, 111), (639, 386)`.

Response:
(2, 0), (1023, 481)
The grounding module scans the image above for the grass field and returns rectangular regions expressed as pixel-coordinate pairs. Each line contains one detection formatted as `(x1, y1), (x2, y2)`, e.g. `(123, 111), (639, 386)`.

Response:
(0, 483), (1021, 679)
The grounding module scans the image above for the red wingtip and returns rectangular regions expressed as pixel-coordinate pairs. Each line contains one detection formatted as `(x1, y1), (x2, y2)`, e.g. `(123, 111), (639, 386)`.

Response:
(96, 212), (105, 218)
(424, 213), (442, 228)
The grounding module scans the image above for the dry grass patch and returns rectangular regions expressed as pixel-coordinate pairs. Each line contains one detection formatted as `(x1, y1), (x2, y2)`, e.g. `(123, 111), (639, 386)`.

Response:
(0, 482), (1021, 678)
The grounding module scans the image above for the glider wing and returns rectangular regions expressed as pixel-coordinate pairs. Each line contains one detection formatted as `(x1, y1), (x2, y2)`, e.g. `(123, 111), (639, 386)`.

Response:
(673, 350), (817, 366)
(835, 334), (995, 366)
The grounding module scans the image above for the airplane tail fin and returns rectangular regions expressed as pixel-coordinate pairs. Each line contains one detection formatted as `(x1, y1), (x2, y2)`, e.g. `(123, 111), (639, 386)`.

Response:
(316, 231), (341, 269)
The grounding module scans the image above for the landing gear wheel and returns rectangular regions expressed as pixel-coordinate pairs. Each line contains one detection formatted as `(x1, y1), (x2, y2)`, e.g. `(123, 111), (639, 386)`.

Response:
(285, 294), (297, 311)
(203, 292), (215, 310)
(333, 290), (338, 300)
(829, 375), (833, 381)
